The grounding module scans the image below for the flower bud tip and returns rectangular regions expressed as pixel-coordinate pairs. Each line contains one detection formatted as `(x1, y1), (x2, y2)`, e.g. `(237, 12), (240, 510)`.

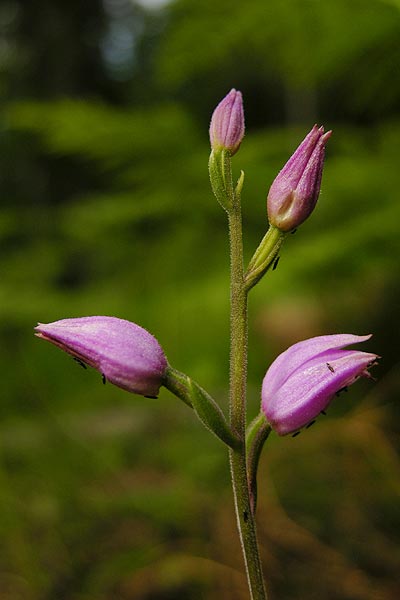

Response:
(267, 124), (331, 232)
(209, 88), (245, 155)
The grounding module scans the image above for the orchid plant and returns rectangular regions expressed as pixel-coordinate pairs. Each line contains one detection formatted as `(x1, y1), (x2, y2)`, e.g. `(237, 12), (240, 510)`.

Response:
(35, 89), (379, 599)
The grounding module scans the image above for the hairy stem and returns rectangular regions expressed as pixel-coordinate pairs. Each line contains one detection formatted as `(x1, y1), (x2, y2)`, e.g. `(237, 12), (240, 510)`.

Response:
(228, 194), (268, 599)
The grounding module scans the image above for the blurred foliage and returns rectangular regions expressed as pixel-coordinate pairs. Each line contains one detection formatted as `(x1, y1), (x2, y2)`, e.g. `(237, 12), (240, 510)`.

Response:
(0, 0), (399, 598)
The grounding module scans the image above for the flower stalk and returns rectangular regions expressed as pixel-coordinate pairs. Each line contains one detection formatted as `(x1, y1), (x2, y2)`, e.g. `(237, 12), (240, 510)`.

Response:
(245, 225), (286, 291)
(164, 366), (241, 449)
(246, 413), (272, 515)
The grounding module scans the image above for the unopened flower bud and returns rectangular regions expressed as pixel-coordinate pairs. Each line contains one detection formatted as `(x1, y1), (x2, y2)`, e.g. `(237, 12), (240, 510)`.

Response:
(261, 334), (379, 435)
(209, 89), (245, 155)
(35, 316), (168, 398)
(267, 125), (331, 232)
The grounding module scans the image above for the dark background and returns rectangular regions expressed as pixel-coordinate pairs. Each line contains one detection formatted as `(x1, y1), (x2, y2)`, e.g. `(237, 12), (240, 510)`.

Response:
(0, 0), (399, 598)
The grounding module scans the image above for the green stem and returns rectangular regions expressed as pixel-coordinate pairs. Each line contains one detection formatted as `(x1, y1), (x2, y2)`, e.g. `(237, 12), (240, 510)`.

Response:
(245, 225), (286, 292)
(246, 414), (272, 515)
(228, 194), (268, 599)
(163, 367), (241, 450)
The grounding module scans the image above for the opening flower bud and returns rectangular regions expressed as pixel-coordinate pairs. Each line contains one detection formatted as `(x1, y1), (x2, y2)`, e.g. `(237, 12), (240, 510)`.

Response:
(209, 88), (245, 155)
(267, 125), (331, 232)
(35, 316), (168, 398)
(261, 334), (379, 435)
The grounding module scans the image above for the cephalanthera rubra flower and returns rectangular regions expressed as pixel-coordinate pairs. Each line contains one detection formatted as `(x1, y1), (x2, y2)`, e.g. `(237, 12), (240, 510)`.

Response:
(262, 334), (379, 435)
(267, 125), (331, 232)
(35, 316), (168, 398)
(209, 88), (245, 155)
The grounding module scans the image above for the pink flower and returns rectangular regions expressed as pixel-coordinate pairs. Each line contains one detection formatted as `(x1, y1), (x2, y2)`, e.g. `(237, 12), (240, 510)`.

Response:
(35, 316), (168, 398)
(209, 89), (245, 155)
(267, 125), (331, 232)
(261, 334), (379, 435)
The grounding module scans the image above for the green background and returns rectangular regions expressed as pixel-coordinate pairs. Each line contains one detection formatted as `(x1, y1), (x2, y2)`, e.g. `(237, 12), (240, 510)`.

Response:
(0, 0), (399, 598)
